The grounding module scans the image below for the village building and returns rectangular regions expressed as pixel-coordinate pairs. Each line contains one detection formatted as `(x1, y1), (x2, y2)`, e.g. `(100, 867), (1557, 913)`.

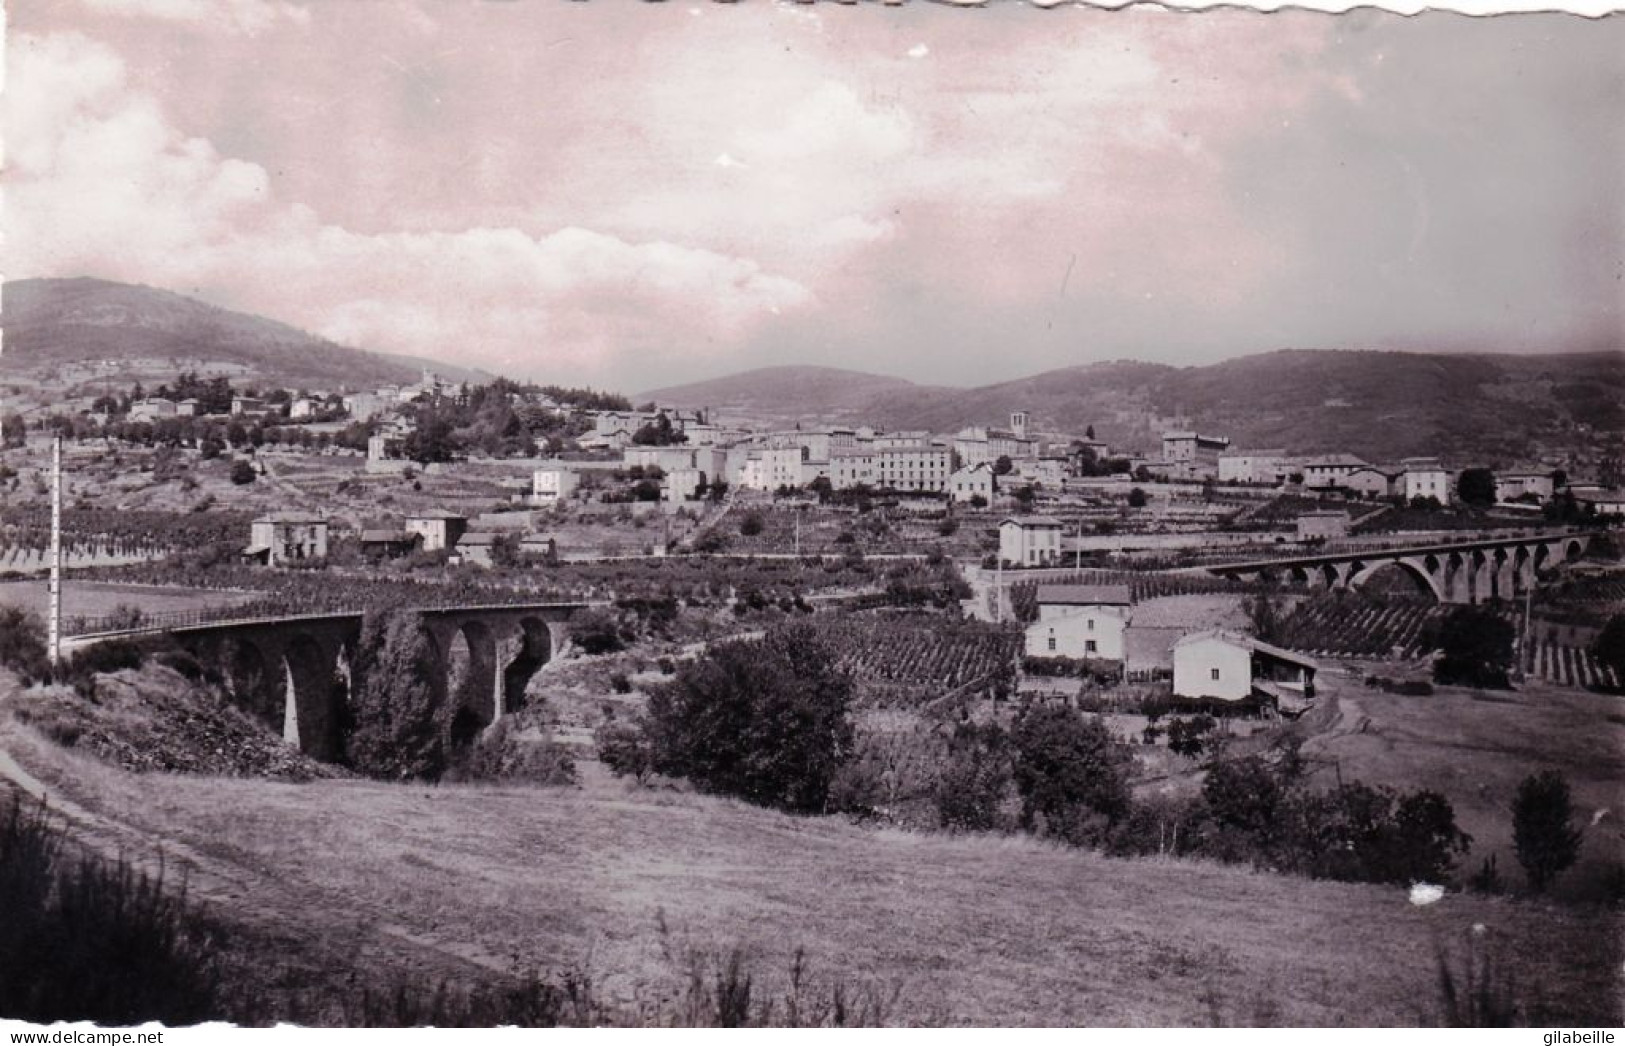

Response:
(404, 510), (468, 551)
(1301, 454), (1369, 491)
(451, 531), (500, 567)
(230, 396), (270, 418)
(289, 397), (318, 420)
(245, 514), (329, 566)
(1496, 471), (1557, 504)
(998, 516), (1065, 567)
(1026, 605), (1129, 661)
(129, 398), (178, 422)
(1172, 630), (1318, 710)
(740, 445), (809, 491)
(1218, 450), (1287, 485)
(1343, 465), (1401, 499)
(1160, 432), (1231, 480)
(1009, 456), (1067, 488)
(948, 462), (995, 504)
(1577, 488), (1625, 517)
(175, 399), (199, 418)
(953, 412), (1041, 469)
(344, 392), (384, 421)
(663, 467), (704, 502)
(358, 528), (417, 558)
(1296, 510), (1350, 541)
(1399, 458), (1452, 504)
(532, 466), (580, 505)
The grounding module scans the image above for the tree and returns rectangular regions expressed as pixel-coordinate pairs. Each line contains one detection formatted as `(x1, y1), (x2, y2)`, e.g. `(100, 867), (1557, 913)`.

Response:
(0, 607), (50, 684)
(1165, 715), (1217, 759)
(1126, 487), (1148, 509)
(1430, 605), (1515, 688)
(1592, 614), (1625, 690)
(345, 611), (455, 780)
(1010, 703), (1130, 843)
(1512, 770), (1583, 892)
(739, 512), (765, 537)
(993, 455), (1013, 476)
(404, 415), (459, 464)
(228, 460), (257, 486)
(643, 623), (855, 813)
(1085, 425), (1096, 440)
(596, 719), (655, 784)
(1456, 468), (1497, 507)
(1, 414), (25, 449)
(1242, 576), (1285, 644)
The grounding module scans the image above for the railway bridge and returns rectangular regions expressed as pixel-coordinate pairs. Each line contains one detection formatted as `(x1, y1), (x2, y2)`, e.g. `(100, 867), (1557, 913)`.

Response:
(60, 602), (589, 761)
(1205, 531), (1595, 605)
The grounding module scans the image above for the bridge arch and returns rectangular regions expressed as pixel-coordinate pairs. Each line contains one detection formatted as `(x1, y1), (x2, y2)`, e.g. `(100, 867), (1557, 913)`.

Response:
(501, 617), (555, 714)
(219, 635), (280, 729)
(441, 619), (499, 748)
(1349, 558), (1445, 602)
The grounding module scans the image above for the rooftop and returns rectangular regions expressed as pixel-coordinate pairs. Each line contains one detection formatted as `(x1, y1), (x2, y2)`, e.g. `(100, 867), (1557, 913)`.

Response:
(1174, 629), (1320, 671)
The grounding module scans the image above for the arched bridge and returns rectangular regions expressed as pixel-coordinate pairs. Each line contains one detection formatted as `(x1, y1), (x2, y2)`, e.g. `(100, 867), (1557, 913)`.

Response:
(1205, 532), (1594, 605)
(62, 602), (590, 762)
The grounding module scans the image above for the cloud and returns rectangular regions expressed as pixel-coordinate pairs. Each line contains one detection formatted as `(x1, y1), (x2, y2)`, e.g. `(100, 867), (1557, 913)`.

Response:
(5, 31), (811, 380)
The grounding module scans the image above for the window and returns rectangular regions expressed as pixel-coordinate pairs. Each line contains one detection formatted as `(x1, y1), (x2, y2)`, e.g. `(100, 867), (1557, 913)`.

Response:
(1085, 640), (1097, 653)
(1047, 637), (1056, 652)
(1210, 668), (1221, 681)
(1087, 618), (1095, 631)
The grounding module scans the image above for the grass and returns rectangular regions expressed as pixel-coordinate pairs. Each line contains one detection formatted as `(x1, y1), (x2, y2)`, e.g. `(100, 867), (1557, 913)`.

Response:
(1299, 673), (1625, 900)
(3, 709), (1619, 1027)
(0, 580), (255, 620)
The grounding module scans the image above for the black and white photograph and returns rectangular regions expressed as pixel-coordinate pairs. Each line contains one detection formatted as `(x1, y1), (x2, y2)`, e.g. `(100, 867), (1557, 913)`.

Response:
(0, 0), (1622, 1031)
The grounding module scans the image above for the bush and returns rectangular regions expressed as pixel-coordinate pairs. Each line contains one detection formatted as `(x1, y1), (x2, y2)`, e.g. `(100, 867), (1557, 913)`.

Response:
(448, 719), (577, 785)
(596, 720), (655, 784)
(228, 460), (257, 485)
(1164, 715), (1217, 759)
(0, 799), (223, 1024)
(739, 512), (765, 537)
(571, 608), (627, 655)
(0, 607), (50, 684)
(1430, 605), (1515, 689)
(644, 622), (855, 813)
(934, 723), (1011, 833)
(1512, 770), (1583, 892)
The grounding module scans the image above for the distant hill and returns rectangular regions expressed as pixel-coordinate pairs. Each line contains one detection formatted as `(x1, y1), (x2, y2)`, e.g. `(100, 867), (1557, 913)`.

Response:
(649, 350), (1625, 463)
(0, 278), (488, 391)
(643, 365), (943, 422)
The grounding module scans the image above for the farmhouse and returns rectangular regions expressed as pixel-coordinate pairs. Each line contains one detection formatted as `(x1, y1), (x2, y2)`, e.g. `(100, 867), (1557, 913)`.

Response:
(1172, 630), (1318, 710)
(129, 398), (177, 422)
(245, 514), (329, 566)
(948, 462), (995, 504)
(452, 531), (500, 567)
(663, 467), (704, 502)
(532, 466), (580, 505)
(1302, 454), (1369, 491)
(404, 510), (468, 552)
(1343, 466), (1401, 499)
(1577, 488), (1625, 517)
(1399, 458), (1452, 504)
(1496, 471), (1557, 504)
(999, 516), (1065, 567)
(1160, 432), (1231, 480)
(1218, 450), (1287, 485)
(1024, 584), (1134, 660)
(358, 529), (417, 558)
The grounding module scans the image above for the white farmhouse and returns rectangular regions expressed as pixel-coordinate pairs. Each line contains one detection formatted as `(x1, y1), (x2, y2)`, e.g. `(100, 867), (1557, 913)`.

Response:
(1024, 584), (1134, 661)
(998, 516), (1064, 567)
(532, 466), (580, 505)
(1172, 630), (1318, 710)
(948, 462), (995, 504)
(1399, 458), (1452, 504)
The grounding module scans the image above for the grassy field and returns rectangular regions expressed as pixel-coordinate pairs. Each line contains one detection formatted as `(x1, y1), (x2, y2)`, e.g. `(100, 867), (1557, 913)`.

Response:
(1300, 673), (1625, 901)
(2, 704), (1618, 1027)
(0, 580), (256, 620)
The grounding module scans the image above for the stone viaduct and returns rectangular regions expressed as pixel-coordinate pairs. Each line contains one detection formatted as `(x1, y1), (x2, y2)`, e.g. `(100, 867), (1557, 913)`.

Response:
(1205, 531), (1594, 605)
(62, 602), (588, 762)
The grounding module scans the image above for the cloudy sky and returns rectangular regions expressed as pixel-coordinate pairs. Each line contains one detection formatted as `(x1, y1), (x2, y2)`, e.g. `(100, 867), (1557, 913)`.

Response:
(7, 2), (1622, 390)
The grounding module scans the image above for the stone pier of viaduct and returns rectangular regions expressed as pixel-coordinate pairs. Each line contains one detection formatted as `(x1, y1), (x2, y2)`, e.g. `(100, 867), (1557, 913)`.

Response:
(66, 603), (587, 762)
(1206, 532), (1593, 605)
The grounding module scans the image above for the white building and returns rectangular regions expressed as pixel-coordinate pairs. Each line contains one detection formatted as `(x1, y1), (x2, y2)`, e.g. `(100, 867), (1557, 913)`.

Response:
(532, 466), (581, 504)
(740, 445), (808, 491)
(290, 397), (318, 420)
(1172, 630), (1318, 708)
(998, 516), (1064, 567)
(1026, 605), (1129, 661)
(245, 514), (329, 566)
(1296, 511), (1350, 541)
(663, 467), (704, 502)
(1302, 454), (1369, 491)
(1218, 450), (1288, 485)
(1399, 458), (1452, 504)
(948, 463), (995, 504)
(1496, 471), (1556, 504)
(404, 510), (468, 552)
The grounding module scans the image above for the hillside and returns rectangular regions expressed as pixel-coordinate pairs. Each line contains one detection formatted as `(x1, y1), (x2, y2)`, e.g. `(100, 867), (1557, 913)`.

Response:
(651, 351), (1625, 463)
(643, 365), (944, 422)
(1, 684), (1619, 1026)
(0, 278), (487, 390)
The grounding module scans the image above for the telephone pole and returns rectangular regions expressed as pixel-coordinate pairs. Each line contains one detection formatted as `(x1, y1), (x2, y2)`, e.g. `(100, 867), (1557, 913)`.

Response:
(48, 436), (63, 667)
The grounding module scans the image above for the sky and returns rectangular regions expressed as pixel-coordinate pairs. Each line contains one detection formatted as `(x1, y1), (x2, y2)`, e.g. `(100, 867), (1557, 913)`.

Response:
(6, 1), (1623, 392)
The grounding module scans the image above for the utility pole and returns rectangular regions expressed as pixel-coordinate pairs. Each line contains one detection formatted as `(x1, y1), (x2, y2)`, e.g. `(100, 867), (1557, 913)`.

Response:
(47, 436), (62, 667)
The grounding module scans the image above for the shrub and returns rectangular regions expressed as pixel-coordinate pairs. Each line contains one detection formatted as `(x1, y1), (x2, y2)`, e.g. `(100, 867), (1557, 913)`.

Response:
(596, 720), (655, 784)
(1165, 715), (1217, 759)
(228, 459), (257, 485)
(0, 799), (223, 1024)
(448, 719), (577, 785)
(739, 512), (765, 537)
(934, 723), (1011, 833)
(609, 672), (632, 694)
(571, 608), (626, 655)
(1430, 605), (1515, 689)
(1512, 770), (1583, 892)
(1593, 614), (1625, 690)
(0, 607), (50, 684)
(644, 622), (855, 813)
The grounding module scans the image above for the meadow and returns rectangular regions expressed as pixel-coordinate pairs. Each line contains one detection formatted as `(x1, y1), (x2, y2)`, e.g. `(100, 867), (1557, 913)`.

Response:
(2, 699), (1619, 1027)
